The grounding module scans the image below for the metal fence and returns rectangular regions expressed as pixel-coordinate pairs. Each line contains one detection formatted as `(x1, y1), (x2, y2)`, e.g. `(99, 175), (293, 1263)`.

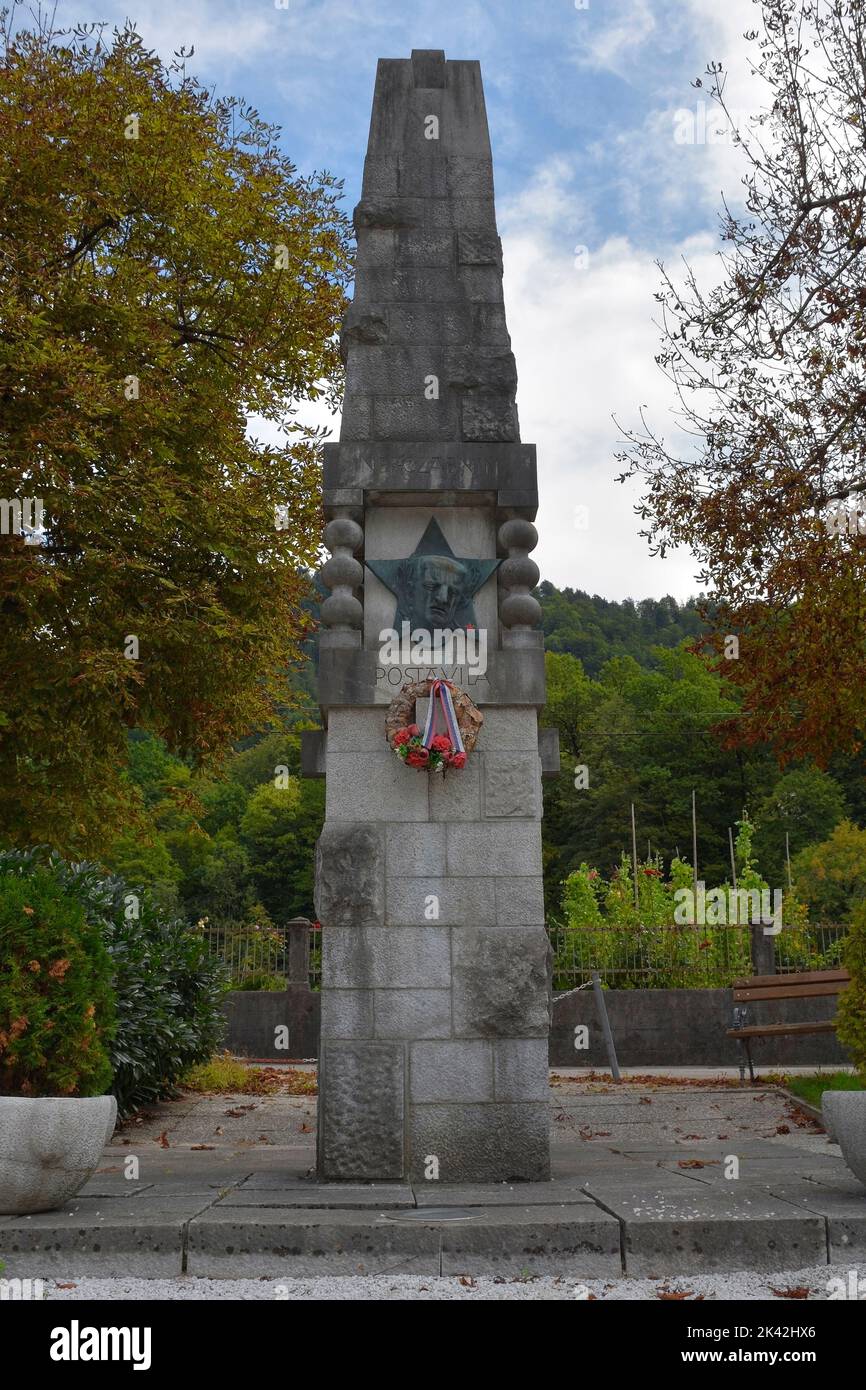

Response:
(200, 917), (847, 994)
(198, 919), (321, 990)
(547, 922), (848, 991)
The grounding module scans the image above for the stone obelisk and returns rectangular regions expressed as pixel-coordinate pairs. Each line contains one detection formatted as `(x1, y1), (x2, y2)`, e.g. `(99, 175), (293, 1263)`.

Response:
(310, 50), (551, 1184)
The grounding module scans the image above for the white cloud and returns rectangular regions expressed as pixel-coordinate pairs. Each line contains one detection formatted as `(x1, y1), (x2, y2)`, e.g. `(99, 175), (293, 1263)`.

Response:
(500, 180), (722, 601)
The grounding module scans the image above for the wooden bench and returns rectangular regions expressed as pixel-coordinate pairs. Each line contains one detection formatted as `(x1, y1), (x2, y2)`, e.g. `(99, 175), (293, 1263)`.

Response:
(727, 969), (850, 1082)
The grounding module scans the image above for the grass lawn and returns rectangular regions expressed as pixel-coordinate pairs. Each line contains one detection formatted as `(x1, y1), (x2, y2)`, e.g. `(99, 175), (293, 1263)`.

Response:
(182, 1052), (317, 1096)
(783, 1071), (863, 1109)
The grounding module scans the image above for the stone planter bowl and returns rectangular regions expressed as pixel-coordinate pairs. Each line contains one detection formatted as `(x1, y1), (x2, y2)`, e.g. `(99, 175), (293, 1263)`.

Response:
(822, 1090), (866, 1187)
(0, 1095), (117, 1215)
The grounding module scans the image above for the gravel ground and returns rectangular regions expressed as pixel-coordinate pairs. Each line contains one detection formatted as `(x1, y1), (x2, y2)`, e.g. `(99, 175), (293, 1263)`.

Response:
(36, 1265), (865, 1301)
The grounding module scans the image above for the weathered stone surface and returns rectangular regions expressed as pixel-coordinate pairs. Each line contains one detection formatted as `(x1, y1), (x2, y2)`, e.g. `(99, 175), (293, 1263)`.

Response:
(462, 395), (519, 442)
(320, 989), (375, 1040)
(323, 440), (538, 504)
(428, 756), (482, 821)
(318, 1043), (404, 1180)
(325, 707), (390, 751)
(325, 749), (429, 822)
(409, 1102), (550, 1182)
(410, 1041), (493, 1102)
(322, 926), (451, 989)
(823, 1092), (866, 1187)
(494, 876), (546, 926)
(373, 393), (459, 442)
(300, 728), (326, 778)
(453, 926), (551, 1037)
(492, 1039), (549, 1101)
(482, 753), (540, 819)
(188, 1206), (439, 1276)
(316, 51), (549, 1183)
(476, 708), (540, 751)
(386, 823), (447, 877)
(386, 874), (496, 926)
(538, 726), (561, 776)
(0, 1096), (117, 1216)
(438, 1205), (621, 1276)
(374, 988), (452, 1039)
(314, 823), (385, 929)
(446, 822), (543, 877)
(581, 1179), (826, 1275)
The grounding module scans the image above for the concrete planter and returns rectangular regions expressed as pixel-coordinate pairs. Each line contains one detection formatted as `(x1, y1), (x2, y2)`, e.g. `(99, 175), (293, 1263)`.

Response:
(822, 1091), (866, 1186)
(0, 1095), (117, 1215)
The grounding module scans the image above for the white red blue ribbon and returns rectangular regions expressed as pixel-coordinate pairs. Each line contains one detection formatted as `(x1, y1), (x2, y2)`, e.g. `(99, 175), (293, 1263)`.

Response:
(422, 679), (465, 754)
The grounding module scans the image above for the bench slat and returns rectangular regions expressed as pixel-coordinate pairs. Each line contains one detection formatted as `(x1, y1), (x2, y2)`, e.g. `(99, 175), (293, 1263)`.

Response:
(726, 1020), (838, 1039)
(732, 969), (849, 989)
(733, 981), (848, 1003)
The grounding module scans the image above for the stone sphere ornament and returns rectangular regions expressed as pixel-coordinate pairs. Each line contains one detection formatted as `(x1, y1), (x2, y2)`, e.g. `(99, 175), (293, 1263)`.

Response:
(386, 677), (483, 773)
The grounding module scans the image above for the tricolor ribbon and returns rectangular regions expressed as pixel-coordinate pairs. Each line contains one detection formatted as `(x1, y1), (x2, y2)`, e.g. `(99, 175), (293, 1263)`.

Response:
(422, 679), (465, 755)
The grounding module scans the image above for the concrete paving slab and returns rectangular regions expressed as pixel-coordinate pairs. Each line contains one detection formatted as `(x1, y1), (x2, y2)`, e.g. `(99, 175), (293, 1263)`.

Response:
(581, 1178), (826, 1274)
(218, 1184), (415, 1209)
(187, 1206), (440, 1276)
(0, 1195), (209, 1277)
(410, 1181), (597, 1207)
(438, 1204), (621, 1276)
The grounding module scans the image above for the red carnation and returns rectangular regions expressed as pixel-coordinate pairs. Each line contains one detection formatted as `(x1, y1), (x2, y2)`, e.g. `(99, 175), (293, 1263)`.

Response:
(430, 734), (452, 753)
(448, 751), (467, 769)
(393, 728), (412, 747)
(406, 723), (421, 737)
(406, 746), (430, 768)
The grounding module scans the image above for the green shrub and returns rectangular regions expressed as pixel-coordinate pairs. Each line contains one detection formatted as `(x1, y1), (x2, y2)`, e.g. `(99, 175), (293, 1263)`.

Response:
(0, 849), (226, 1114)
(233, 971), (286, 991)
(837, 899), (866, 1081)
(0, 865), (115, 1096)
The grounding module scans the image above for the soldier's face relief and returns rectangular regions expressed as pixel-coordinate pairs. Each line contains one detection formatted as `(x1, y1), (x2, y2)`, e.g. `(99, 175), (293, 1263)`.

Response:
(412, 556), (467, 628)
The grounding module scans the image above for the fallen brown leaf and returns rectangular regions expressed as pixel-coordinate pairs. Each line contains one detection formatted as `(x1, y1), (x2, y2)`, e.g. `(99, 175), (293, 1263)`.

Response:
(771, 1286), (810, 1300)
(156, 1131), (170, 1148)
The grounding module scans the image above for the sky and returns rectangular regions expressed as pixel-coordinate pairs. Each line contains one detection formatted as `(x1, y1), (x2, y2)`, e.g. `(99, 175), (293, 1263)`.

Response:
(54, 0), (768, 601)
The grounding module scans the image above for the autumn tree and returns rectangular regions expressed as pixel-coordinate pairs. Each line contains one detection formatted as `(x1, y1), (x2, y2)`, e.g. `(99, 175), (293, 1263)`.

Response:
(618, 0), (866, 763)
(0, 17), (351, 852)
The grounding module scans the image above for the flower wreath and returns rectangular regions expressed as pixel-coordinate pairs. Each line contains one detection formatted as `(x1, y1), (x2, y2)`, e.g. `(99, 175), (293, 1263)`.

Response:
(386, 677), (483, 773)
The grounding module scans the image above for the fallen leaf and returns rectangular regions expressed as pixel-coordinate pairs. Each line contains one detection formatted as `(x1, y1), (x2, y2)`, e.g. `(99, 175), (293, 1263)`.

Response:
(55, 1282), (77, 1289)
(156, 1131), (170, 1148)
(771, 1286), (810, 1300)
(190, 1144), (215, 1151)
(458, 1276), (476, 1288)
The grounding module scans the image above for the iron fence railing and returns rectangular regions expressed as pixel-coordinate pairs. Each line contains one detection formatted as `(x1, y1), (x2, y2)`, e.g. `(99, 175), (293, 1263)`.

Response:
(198, 917), (846, 994)
(547, 922), (848, 991)
(197, 919), (321, 990)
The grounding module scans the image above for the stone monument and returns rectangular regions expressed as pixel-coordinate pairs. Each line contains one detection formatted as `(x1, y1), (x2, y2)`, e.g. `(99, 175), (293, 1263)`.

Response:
(308, 49), (555, 1184)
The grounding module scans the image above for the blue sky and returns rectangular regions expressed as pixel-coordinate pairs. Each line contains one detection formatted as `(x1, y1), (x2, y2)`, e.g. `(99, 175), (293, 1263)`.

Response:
(56, 0), (767, 600)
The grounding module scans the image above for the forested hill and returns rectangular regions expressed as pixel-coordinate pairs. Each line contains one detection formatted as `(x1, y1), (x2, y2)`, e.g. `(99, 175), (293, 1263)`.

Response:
(537, 582), (707, 676)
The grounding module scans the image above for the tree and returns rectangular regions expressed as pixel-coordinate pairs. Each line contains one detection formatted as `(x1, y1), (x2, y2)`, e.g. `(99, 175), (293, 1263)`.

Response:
(0, 18), (352, 853)
(791, 818), (866, 921)
(617, 0), (866, 764)
(753, 766), (846, 886)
